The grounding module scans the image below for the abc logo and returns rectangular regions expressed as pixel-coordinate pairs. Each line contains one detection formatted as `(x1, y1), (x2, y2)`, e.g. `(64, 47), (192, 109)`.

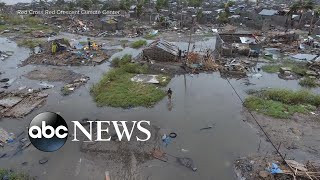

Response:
(28, 112), (68, 152)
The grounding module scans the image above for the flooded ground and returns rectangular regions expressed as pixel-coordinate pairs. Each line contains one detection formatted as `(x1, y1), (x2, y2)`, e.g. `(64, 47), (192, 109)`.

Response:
(0, 36), (319, 180)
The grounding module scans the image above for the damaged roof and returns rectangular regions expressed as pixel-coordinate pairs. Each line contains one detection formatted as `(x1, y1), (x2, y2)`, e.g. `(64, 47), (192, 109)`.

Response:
(259, 9), (278, 16)
(290, 54), (318, 61)
(239, 37), (257, 44)
(146, 39), (179, 56)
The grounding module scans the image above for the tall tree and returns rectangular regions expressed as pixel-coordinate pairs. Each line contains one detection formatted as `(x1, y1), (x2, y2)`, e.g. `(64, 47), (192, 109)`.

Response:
(79, 0), (93, 10)
(188, 0), (202, 7)
(155, 0), (168, 12)
(309, 6), (320, 34)
(120, 0), (131, 11)
(299, 0), (314, 26)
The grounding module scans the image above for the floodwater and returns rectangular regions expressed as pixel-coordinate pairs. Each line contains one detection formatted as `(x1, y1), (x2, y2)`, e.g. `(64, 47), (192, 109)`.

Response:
(0, 36), (312, 180)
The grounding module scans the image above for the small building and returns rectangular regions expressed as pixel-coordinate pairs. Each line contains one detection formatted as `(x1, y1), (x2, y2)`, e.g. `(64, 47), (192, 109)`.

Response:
(143, 39), (180, 62)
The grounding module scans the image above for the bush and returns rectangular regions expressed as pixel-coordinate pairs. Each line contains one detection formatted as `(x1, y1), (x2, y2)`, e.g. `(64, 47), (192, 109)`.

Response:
(18, 39), (43, 49)
(0, 169), (32, 180)
(299, 78), (318, 88)
(120, 63), (148, 74)
(130, 40), (147, 48)
(111, 54), (132, 67)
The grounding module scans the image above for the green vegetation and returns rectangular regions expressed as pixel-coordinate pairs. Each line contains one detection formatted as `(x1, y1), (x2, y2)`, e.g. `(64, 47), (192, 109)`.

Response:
(262, 55), (275, 62)
(157, 74), (171, 86)
(299, 78), (319, 88)
(218, 12), (229, 24)
(110, 54), (132, 67)
(130, 40), (147, 48)
(188, 0), (203, 7)
(91, 55), (168, 108)
(17, 39), (43, 49)
(155, 0), (169, 12)
(144, 33), (158, 40)
(0, 15), (51, 33)
(0, 169), (32, 180)
(261, 61), (308, 75)
(78, 0), (93, 10)
(244, 89), (320, 118)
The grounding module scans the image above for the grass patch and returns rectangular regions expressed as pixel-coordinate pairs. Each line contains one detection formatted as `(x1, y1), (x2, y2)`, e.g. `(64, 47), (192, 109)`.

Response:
(111, 54), (132, 67)
(17, 39), (43, 49)
(130, 40), (147, 49)
(157, 74), (171, 86)
(0, 169), (33, 180)
(0, 15), (51, 33)
(144, 33), (158, 40)
(261, 61), (308, 75)
(299, 78), (319, 88)
(0, 24), (7, 31)
(262, 55), (275, 62)
(261, 64), (280, 73)
(120, 40), (129, 44)
(91, 55), (167, 108)
(244, 89), (319, 118)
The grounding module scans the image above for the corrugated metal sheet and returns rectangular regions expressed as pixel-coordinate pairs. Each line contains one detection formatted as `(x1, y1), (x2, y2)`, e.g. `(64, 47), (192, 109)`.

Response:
(259, 9), (278, 16)
(147, 39), (179, 56)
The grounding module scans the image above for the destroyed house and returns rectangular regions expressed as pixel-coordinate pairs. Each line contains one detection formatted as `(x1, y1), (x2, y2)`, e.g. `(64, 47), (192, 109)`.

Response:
(218, 33), (260, 57)
(100, 17), (124, 31)
(143, 40), (179, 62)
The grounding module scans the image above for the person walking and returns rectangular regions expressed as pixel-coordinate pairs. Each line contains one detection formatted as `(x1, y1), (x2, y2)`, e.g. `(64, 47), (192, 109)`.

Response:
(167, 88), (173, 100)
(51, 42), (57, 55)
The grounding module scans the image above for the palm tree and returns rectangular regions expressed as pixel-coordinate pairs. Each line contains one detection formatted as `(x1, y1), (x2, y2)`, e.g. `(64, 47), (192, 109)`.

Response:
(298, 0), (314, 28)
(286, 2), (300, 29)
(256, 0), (259, 6)
(309, 6), (320, 34)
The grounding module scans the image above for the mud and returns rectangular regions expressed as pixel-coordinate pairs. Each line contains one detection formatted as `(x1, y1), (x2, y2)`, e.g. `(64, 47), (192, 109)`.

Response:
(79, 122), (161, 180)
(243, 110), (320, 163)
(25, 67), (85, 83)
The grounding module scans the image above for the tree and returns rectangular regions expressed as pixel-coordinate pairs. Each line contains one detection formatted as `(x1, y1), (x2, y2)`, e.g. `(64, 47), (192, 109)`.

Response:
(120, 0), (131, 11)
(91, 0), (101, 5)
(137, 3), (143, 17)
(188, 0), (202, 7)
(55, 0), (65, 5)
(196, 9), (203, 20)
(0, 2), (6, 9)
(256, 0), (260, 6)
(309, 6), (320, 34)
(218, 12), (229, 24)
(155, 0), (168, 12)
(101, 1), (120, 11)
(66, 1), (76, 10)
(224, 1), (234, 14)
(285, 3), (300, 29)
(79, 0), (93, 10)
(298, 0), (314, 27)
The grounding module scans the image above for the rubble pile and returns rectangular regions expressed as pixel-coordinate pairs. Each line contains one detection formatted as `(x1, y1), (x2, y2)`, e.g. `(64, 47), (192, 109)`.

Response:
(22, 39), (108, 66)
(0, 89), (47, 118)
(235, 155), (320, 180)
(61, 77), (90, 96)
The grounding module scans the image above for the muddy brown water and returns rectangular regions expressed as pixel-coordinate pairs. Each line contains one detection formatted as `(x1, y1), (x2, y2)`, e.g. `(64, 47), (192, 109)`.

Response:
(0, 36), (319, 180)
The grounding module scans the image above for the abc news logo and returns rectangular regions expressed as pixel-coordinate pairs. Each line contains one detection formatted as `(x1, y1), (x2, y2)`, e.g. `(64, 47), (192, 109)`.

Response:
(28, 112), (151, 152)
